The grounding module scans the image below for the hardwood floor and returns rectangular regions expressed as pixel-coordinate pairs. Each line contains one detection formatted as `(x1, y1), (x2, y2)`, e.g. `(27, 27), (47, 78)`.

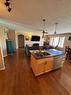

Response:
(0, 49), (71, 95)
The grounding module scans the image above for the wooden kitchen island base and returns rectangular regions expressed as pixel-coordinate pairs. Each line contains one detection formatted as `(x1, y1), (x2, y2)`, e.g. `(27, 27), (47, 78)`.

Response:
(31, 55), (54, 76)
(30, 49), (65, 76)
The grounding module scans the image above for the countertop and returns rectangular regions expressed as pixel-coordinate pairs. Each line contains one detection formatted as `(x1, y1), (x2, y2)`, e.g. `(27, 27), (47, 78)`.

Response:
(31, 49), (65, 59)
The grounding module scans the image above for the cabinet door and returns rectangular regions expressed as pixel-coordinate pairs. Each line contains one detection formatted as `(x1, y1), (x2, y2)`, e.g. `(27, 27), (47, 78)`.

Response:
(44, 58), (53, 72)
(53, 55), (65, 69)
(36, 60), (45, 76)
(31, 55), (37, 74)
(6, 40), (14, 54)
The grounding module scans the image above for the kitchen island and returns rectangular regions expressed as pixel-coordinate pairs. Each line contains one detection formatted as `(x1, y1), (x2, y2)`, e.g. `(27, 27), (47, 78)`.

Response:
(31, 49), (65, 76)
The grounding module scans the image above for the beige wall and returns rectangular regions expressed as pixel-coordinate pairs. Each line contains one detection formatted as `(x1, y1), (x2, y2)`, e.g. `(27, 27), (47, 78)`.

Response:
(64, 34), (71, 48)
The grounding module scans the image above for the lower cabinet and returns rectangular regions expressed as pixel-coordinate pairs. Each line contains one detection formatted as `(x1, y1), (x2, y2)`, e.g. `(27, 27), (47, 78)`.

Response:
(35, 60), (45, 75)
(31, 55), (53, 76)
(44, 58), (53, 73)
(6, 40), (14, 54)
(53, 55), (65, 70)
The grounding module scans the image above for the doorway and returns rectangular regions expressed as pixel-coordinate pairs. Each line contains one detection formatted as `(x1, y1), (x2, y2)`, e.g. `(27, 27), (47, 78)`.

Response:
(18, 35), (24, 48)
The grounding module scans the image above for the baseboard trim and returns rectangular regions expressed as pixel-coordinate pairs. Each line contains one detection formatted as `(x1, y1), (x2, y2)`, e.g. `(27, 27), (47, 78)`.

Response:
(0, 66), (5, 71)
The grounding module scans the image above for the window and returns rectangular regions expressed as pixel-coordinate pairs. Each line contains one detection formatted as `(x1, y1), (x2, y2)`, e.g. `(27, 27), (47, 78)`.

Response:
(49, 36), (65, 48)
(58, 37), (65, 48)
(53, 37), (59, 47)
(49, 37), (54, 46)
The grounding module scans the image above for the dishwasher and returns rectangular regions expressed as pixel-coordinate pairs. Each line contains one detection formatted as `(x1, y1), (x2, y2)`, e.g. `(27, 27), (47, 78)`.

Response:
(53, 55), (65, 70)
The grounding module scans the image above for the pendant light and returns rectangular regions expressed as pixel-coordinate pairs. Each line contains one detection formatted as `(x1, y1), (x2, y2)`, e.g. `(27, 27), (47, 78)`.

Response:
(4, 0), (12, 12)
(54, 22), (58, 34)
(42, 19), (48, 38)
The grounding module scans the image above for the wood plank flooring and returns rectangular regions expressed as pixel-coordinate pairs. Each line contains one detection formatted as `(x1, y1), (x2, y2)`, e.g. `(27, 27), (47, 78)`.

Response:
(0, 49), (71, 95)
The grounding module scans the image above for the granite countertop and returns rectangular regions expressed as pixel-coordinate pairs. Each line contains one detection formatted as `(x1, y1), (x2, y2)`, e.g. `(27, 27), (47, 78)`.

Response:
(31, 49), (65, 59)
(32, 51), (52, 59)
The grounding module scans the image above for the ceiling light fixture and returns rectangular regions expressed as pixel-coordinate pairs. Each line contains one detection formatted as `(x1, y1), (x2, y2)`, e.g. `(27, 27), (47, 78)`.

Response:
(8, 7), (11, 12)
(5, 1), (10, 6)
(4, 0), (12, 12)
(42, 19), (48, 38)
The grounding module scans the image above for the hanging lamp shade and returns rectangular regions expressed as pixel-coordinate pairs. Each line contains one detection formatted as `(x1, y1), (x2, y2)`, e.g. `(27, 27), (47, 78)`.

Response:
(54, 22), (58, 34)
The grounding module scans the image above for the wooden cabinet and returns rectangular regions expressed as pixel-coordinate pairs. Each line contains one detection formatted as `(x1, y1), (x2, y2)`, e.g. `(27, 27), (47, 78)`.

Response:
(53, 55), (65, 70)
(31, 55), (53, 76)
(6, 40), (14, 54)
(44, 58), (53, 73)
(31, 49), (65, 76)
(35, 60), (45, 75)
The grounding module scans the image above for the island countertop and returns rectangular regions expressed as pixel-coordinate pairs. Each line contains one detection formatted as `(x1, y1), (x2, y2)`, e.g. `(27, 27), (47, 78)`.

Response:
(31, 49), (65, 76)
(31, 49), (65, 59)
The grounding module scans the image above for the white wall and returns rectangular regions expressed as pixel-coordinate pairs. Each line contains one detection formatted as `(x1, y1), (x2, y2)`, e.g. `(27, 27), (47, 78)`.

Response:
(25, 41), (44, 46)
(0, 27), (8, 57)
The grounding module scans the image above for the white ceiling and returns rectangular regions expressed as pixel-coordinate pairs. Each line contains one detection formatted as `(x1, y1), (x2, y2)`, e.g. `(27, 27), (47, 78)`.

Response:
(0, 0), (71, 34)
